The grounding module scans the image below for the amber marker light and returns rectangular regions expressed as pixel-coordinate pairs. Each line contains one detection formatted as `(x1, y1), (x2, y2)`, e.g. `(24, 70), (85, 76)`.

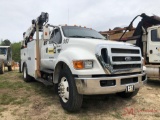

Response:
(73, 61), (84, 69)
(142, 57), (145, 65)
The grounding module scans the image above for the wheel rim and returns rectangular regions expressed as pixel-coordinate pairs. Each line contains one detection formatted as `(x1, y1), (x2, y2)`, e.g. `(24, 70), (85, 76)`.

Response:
(58, 77), (69, 103)
(23, 66), (27, 79)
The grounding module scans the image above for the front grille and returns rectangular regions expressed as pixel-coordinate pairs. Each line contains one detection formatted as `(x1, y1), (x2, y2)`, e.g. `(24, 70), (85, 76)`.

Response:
(110, 47), (142, 73)
(111, 48), (140, 54)
(113, 64), (141, 70)
(97, 45), (142, 74)
(112, 56), (141, 62)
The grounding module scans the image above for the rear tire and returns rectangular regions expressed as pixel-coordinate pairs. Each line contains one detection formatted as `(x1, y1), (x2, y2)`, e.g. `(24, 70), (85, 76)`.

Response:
(19, 61), (22, 73)
(0, 60), (5, 74)
(58, 66), (83, 112)
(117, 89), (139, 98)
(8, 66), (12, 71)
(23, 63), (32, 82)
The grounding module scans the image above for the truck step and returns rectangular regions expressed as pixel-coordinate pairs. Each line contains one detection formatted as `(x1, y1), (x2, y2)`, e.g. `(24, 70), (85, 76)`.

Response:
(41, 69), (54, 74)
(36, 78), (53, 86)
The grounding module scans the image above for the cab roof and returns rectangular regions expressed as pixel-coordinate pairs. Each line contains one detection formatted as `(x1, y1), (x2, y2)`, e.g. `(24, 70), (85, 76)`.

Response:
(0, 46), (10, 48)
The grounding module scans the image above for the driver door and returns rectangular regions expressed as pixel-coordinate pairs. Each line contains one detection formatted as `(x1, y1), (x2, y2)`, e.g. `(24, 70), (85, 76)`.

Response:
(41, 28), (62, 70)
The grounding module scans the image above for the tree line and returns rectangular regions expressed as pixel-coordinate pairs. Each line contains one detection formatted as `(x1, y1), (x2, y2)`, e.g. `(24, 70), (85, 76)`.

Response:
(0, 39), (21, 62)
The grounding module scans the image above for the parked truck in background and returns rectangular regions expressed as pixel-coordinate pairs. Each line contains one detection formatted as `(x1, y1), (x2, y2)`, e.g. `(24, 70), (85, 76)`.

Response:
(100, 13), (160, 80)
(0, 46), (12, 74)
(20, 12), (147, 112)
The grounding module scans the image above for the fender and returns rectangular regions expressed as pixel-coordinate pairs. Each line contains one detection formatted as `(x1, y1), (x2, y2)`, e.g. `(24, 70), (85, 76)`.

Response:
(54, 46), (105, 76)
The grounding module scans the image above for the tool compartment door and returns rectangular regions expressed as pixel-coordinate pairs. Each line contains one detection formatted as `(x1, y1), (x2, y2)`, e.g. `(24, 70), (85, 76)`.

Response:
(27, 41), (37, 77)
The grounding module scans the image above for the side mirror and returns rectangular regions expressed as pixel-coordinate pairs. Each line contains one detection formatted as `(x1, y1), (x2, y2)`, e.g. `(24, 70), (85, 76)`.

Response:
(157, 27), (160, 39)
(43, 26), (50, 41)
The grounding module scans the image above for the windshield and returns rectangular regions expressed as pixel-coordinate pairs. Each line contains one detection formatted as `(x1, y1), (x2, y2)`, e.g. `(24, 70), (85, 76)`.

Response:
(0, 48), (7, 54)
(62, 26), (106, 39)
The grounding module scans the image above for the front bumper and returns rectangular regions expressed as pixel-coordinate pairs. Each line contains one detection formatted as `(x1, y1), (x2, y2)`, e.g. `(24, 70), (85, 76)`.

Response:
(75, 72), (147, 95)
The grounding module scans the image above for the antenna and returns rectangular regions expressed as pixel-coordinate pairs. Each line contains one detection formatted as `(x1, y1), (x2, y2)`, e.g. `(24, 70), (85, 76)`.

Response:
(68, 0), (70, 25)
(67, 0), (70, 36)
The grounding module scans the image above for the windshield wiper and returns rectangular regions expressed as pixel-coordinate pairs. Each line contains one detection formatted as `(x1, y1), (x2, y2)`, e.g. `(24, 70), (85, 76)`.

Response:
(84, 36), (104, 39)
(68, 35), (106, 39)
(68, 35), (86, 38)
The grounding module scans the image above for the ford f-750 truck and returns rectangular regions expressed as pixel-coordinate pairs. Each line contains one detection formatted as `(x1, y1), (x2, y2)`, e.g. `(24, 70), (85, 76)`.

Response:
(20, 12), (147, 112)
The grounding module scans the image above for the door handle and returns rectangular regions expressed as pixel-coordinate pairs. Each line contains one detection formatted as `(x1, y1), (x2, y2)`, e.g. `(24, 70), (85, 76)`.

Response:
(150, 50), (153, 54)
(46, 48), (48, 53)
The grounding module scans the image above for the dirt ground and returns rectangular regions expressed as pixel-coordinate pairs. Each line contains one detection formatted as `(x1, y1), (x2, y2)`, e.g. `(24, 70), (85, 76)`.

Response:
(0, 71), (160, 120)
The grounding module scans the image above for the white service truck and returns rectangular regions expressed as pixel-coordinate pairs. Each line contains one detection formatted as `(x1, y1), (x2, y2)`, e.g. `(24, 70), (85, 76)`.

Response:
(20, 12), (147, 112)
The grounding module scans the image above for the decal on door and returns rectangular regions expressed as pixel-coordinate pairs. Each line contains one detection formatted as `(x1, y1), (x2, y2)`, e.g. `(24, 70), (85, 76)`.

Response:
(48, 48), (54, 54)
(63, 39), (69, 44)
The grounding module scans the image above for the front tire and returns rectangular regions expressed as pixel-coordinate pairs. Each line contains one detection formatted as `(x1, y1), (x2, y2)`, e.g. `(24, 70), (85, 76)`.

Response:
(117, 89), (139, 98)
(0, 60), (5, 74)
(19, 61), (22, 73)
(58, 66), (83, 112)
(23, 63), (32, 82)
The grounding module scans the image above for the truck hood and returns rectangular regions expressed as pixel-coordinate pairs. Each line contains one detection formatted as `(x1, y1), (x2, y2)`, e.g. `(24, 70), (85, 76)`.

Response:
(68, 38), (133, 46)
(62, 38), (138, 57)
(66, 38), (135, 52)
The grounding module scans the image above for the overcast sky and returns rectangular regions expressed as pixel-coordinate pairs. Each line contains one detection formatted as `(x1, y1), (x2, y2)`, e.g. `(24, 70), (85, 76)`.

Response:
(0, 0), (160, 43)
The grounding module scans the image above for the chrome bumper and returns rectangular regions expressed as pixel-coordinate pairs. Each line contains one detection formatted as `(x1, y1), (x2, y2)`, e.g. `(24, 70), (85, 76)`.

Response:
(75, 72), (147, 95)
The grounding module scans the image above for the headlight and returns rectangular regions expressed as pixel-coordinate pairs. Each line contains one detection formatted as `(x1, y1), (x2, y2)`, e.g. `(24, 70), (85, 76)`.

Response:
(84, 60), (93, 69)
(73, 60), (93, 69)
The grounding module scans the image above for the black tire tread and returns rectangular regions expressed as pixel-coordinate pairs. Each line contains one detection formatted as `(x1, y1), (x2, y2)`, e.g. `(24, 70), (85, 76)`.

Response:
(19, 61), (22, 73)
(23, 63), (32, 82)
(0, 60), (4, 74)
(58, 66), (83, 112)
(8, 66), (12, 71)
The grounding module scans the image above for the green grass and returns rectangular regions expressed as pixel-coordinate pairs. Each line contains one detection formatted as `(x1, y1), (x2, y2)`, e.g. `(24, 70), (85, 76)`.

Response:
(0, 71), (160, 120)
(0, 75), (31, 106)
(0, 107), (7, 112)
(0, 81), (28, 89)
(33, 85), (54, 96)
(0, 94), (17, 105)
(111, 112), (123, 120)
(12, 97), (28, 105)
(0, 72), (56, 108)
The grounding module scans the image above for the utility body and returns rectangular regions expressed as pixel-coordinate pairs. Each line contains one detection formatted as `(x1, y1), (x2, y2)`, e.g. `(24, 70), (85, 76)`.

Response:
(20, 12), (146, 112)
